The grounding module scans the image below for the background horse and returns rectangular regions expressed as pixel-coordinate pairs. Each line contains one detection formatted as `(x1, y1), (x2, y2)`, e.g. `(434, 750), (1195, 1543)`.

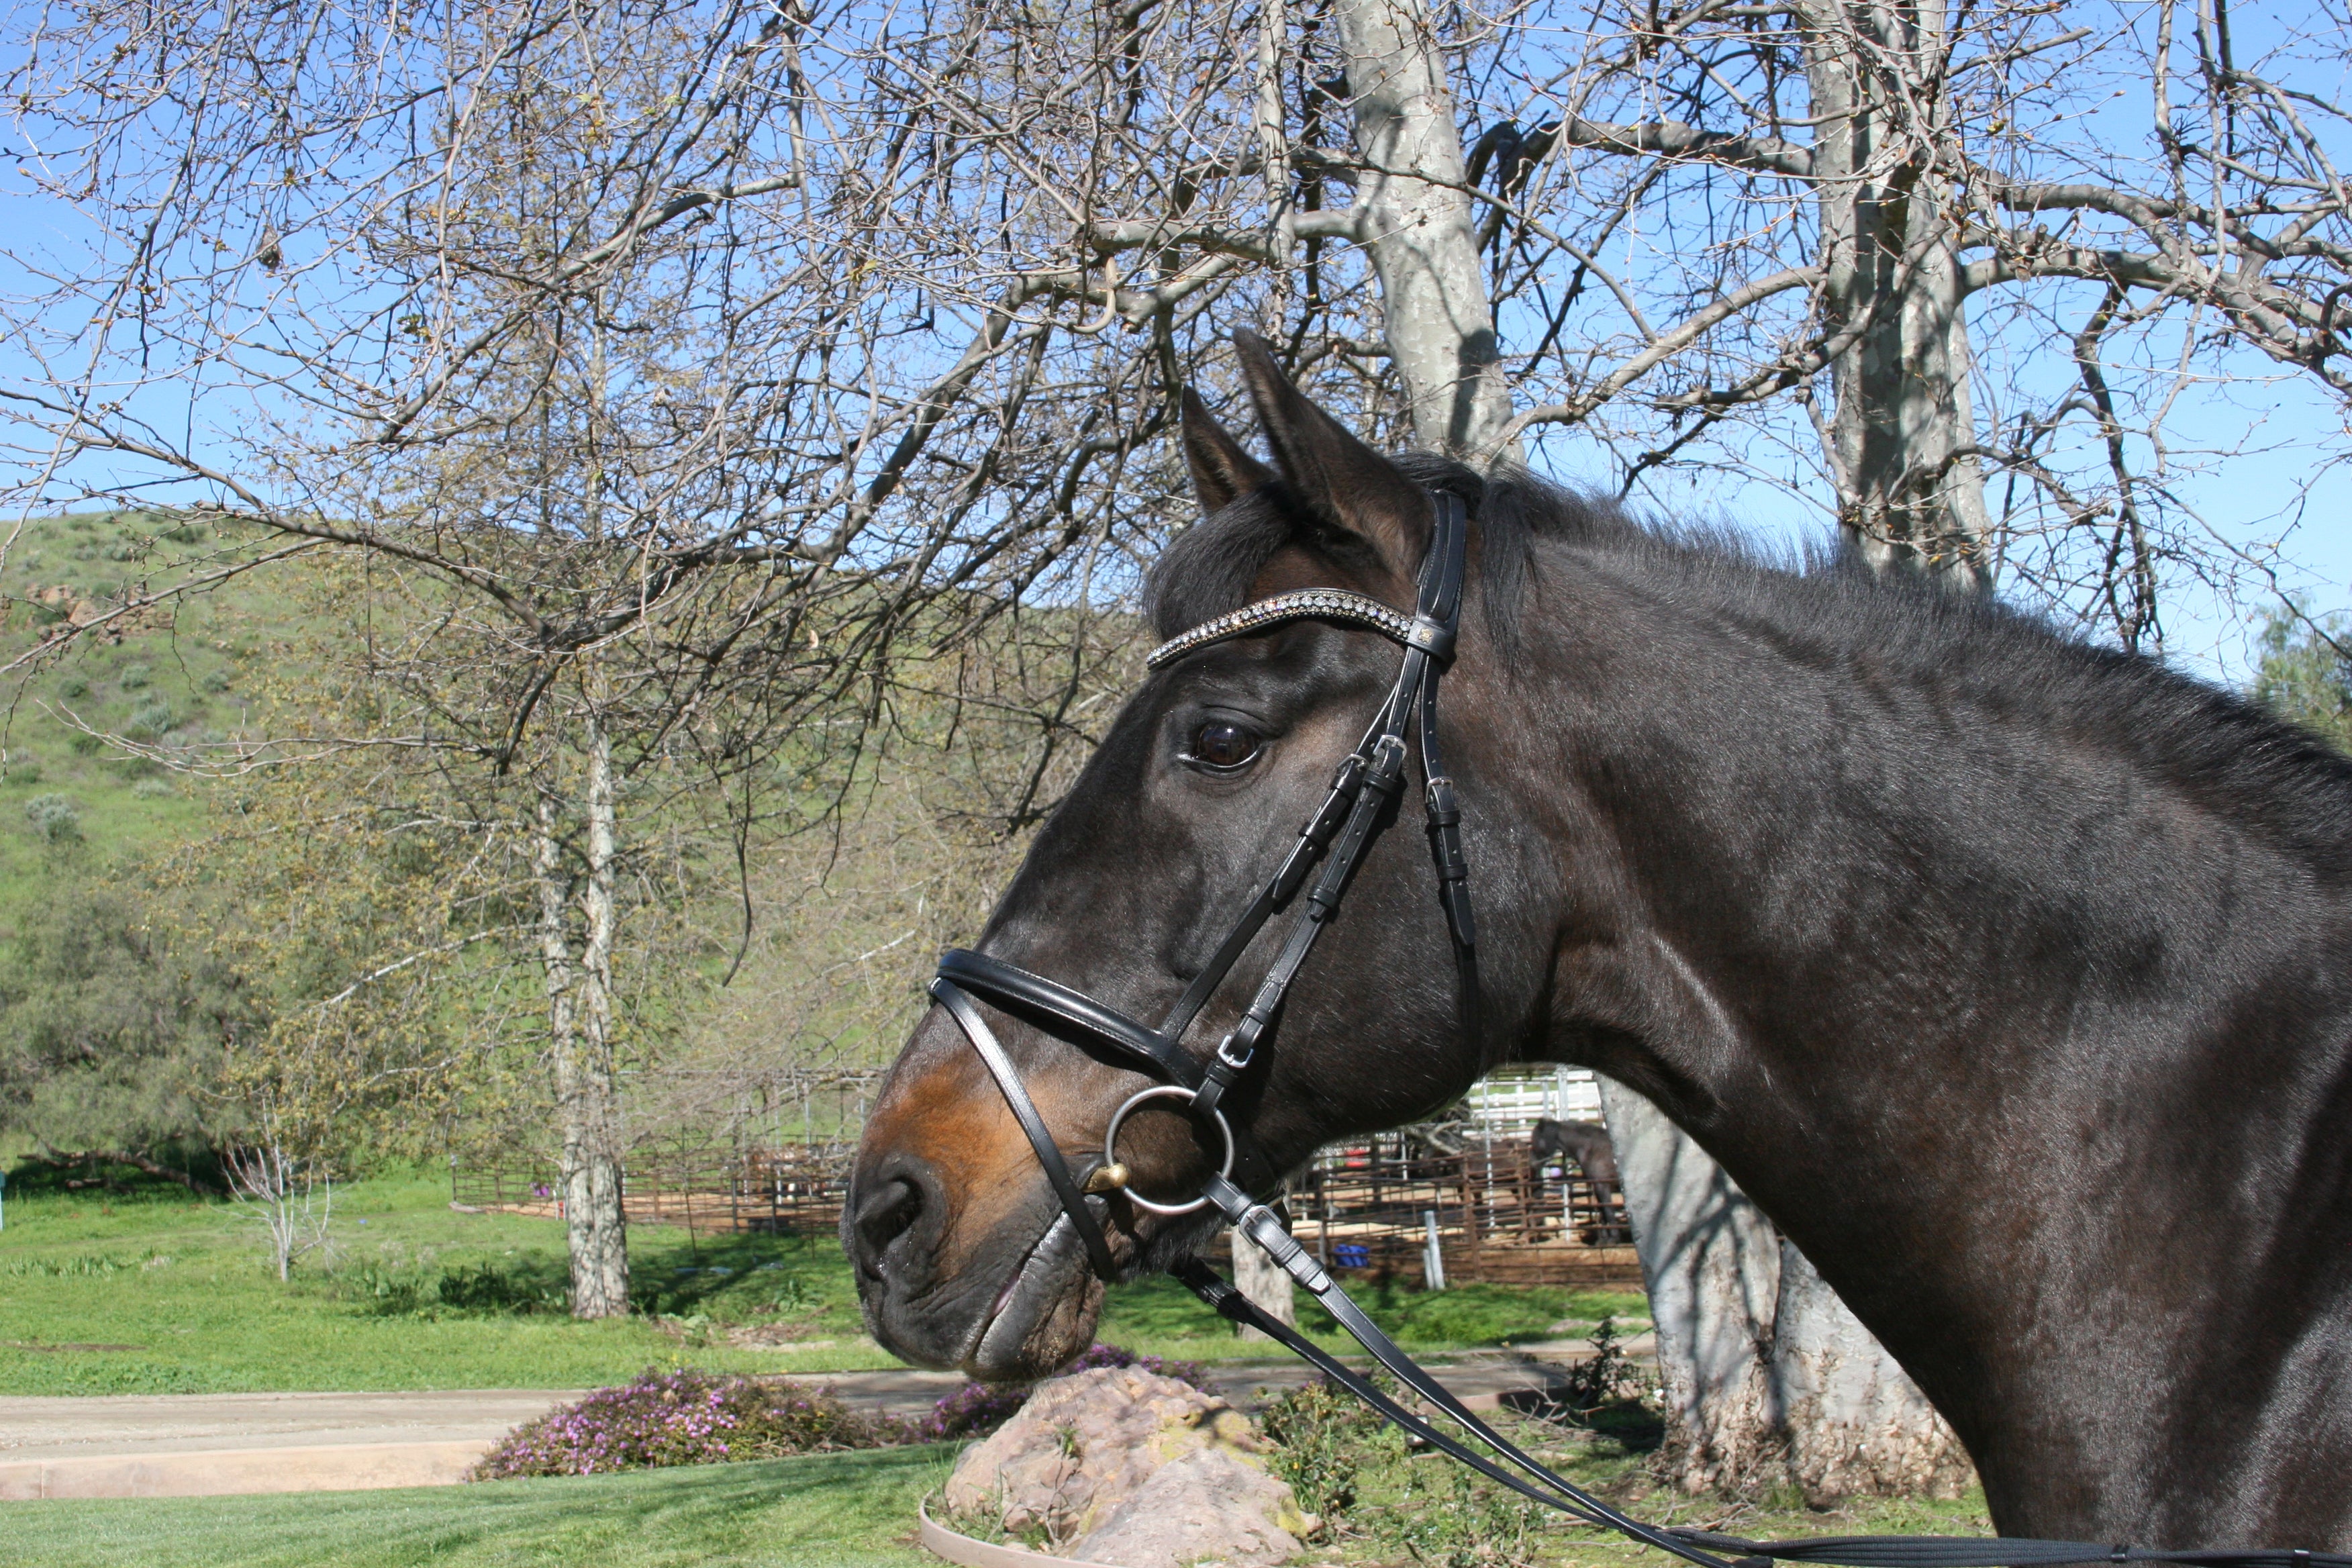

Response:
(847, 335), (2352, 1548)
(1529, 1117), (1627, 1243)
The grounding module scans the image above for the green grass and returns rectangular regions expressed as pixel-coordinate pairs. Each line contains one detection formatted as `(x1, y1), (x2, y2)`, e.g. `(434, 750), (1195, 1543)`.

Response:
(0, 510), (291, 920)
(0, 1432), (1996, 1568)
(1101, 1269), (1648, 1364)
(0, 1171), (893, 1393)
(0, 1168), (1649, 1394)
(1234, 1378), (1993, 1568)
(0, 1445), (955, 1567)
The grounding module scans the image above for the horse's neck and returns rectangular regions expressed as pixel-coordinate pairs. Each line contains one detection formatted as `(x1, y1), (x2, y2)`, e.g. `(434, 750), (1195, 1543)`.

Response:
(1503, 558), (2352, 1539)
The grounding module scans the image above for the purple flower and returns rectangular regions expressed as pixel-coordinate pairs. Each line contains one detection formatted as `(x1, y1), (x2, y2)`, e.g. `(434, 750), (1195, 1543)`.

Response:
(471, 1368), (920, 1480)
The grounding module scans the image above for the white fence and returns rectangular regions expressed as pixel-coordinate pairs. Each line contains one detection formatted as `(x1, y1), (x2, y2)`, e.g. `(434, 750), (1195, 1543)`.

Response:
(1460, 1065), (1604, 1139)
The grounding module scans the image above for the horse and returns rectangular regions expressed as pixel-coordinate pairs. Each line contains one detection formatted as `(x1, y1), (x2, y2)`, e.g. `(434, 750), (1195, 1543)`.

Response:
(845, 333), (2352, 1549)
(1529, 1117), (1628, 1242)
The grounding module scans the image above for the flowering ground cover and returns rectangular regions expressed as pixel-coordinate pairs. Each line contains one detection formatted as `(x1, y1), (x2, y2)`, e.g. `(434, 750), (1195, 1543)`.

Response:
(473, 1367), (919, 1477)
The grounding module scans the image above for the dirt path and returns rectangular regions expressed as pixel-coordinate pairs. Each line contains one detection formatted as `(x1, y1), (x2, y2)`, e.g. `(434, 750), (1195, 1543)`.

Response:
(0, 1338), (1651, 1502)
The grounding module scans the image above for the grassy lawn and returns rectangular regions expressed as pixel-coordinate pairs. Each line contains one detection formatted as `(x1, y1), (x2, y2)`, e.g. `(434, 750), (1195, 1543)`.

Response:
(0, 1171), (891, 1393)
(0, 1400), (1986, 1568)
(0, 1436), (1994, 1568)
(0, 1168), (1646, 1395)
(1, 1445), (957, 1568)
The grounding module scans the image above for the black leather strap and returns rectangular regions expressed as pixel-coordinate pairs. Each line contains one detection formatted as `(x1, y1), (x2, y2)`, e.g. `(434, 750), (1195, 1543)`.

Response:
(930, 977), (1118, 1279)
(937, 949), (1200, 1090)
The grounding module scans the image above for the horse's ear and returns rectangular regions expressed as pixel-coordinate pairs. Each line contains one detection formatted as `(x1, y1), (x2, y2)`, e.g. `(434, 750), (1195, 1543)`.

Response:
(1181, 388), (1275, 514)
(1233, 330), (1430, 584)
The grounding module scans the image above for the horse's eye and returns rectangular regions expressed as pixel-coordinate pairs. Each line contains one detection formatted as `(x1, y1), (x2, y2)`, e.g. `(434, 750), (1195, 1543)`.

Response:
(1188, 720), (1261, 771)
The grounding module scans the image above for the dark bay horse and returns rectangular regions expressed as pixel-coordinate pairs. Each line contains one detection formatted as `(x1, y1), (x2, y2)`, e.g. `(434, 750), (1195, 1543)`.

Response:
(846, 336), (2352, 1548)
(1530, 1117), (1628, 1242)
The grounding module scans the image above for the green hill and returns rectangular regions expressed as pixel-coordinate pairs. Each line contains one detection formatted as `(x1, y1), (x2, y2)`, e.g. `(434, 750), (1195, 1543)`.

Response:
(0, 511), (297, 923)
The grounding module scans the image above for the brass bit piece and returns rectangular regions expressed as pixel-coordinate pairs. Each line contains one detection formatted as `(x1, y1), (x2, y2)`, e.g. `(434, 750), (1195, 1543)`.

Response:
(1081, 1163), (1130, 1195)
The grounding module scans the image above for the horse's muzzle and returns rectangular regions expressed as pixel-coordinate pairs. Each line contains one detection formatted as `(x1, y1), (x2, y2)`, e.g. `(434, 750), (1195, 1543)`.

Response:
(844, 1148), (1103, 1378)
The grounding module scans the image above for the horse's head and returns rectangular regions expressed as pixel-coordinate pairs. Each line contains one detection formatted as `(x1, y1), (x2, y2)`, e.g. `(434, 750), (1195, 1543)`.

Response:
(844, 338), (1536, 1379)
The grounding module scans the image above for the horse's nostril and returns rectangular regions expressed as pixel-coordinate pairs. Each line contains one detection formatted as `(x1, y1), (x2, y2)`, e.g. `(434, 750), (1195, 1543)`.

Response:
(854, 1174), (924, 1273)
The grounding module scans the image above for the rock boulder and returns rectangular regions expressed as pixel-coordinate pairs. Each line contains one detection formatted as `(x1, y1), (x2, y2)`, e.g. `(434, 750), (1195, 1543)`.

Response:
(942, 1364), (1311, 1566)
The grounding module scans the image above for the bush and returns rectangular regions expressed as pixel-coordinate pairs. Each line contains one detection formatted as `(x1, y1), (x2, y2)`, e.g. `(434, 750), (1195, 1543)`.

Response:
(1259, 1374), (1398, 1521)
(116, 663), (151, 691)
(125, 701), (177, 740)
(7, 765), (41, 786)
(68, 732), (103, 755)
(341, 1260), (568, 1318)
(131, 779), (175, 799)
(59, 677), (88, 698)
(923, 1342), (1211, 1440)
(471, 1368), (916, 1478)
(24, 793), (81, 842)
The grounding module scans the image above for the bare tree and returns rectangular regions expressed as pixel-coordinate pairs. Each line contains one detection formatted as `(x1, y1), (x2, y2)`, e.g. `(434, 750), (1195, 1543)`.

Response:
(224, 1120), (336, 1283)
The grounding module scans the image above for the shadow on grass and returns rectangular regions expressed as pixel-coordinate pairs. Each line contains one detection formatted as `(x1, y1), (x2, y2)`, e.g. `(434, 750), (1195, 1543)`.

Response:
(1102, 1271), (1609, 1349)
(2, 1153), (222, 1202)
(325, 1224), (861, 1326)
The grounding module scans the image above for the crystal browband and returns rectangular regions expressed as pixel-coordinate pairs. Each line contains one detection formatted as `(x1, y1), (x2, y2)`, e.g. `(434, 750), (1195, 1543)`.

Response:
(1146, 588), (1418, 669)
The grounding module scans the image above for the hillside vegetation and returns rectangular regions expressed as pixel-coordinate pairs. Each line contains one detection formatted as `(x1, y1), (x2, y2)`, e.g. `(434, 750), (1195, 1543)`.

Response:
(0, 511), (292, 920)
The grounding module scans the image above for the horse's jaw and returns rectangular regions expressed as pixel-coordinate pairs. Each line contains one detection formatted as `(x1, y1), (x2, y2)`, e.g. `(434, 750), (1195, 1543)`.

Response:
(961, 1210), (1106, 1381)
(855, 1200), (1106, 1383)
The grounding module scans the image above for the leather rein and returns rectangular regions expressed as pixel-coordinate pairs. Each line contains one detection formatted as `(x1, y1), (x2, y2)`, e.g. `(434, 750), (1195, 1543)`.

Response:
(922, 490), (2350, 1568)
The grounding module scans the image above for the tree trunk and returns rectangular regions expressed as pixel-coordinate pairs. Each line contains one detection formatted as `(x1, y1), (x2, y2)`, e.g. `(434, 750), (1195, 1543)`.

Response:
(1332, 0), (1516, 458)
(1316, 5), (1965, 1491)
(540, 728), (630, 1321)
(1772, 1238), (1973, 1500)
(1600, 1078), (1974, 1500)
(1598, 1079), (1785, 1493)
(1232, 1204), (1297, 1343)
(1802, 0), (1992, 588)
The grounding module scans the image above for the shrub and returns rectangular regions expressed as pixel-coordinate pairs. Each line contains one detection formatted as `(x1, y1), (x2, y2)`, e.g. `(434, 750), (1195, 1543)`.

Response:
(923, 1342), (1211, 1440)
(342, 1260), (568, 1318)
(7, 765), (41, 786)
(197, 671), (231, 693)
(471, 1368), (915, 1479)
(24, 793), (81, 842)
(116, 663), (151, 691)
(59, 677), (88, 698)
(1259, 1374), (1398, 1522)
(125, 701), (177, 740)
(131, 779), (174, 799)
(68, 732), (103, 755)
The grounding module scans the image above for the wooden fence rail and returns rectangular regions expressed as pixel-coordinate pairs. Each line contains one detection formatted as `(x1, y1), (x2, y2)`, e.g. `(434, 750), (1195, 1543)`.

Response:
(454, 1134), (1642, 1287)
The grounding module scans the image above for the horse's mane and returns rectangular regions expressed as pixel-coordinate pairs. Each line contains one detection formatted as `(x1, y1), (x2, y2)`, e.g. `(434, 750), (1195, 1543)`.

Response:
(1144, 455), (2352, 867)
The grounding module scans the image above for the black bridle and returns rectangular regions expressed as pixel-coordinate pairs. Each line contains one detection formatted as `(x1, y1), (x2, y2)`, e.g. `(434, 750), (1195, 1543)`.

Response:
(922, 489), (2351, 1568)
